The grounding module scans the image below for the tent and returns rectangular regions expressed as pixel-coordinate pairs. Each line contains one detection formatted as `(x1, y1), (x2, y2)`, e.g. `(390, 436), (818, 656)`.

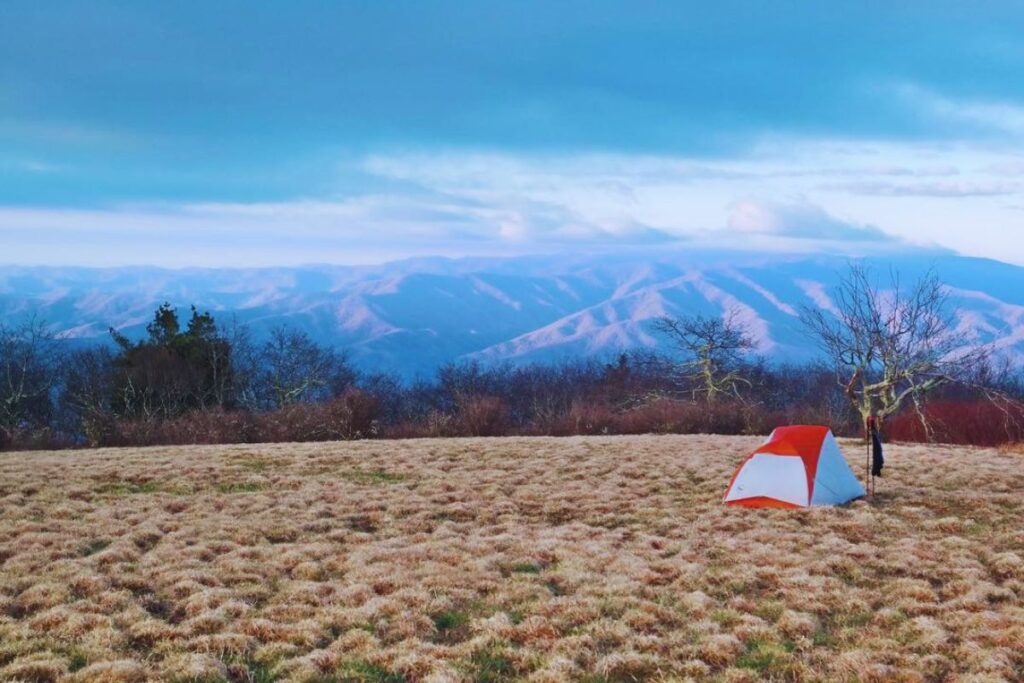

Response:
(723, 425), (865, 508)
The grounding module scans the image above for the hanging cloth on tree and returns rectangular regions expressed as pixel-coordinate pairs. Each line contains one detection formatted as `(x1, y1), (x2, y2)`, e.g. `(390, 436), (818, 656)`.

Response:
(871, 427), (885, 477)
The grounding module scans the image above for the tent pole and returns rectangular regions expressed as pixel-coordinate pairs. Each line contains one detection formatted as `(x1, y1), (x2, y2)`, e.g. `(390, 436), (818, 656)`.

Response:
(865, 416), (873, 501)
(870, 417), (876, 499)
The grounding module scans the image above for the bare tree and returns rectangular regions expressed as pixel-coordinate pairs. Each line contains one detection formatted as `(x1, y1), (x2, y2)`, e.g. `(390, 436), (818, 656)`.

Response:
(0, 316), (61, 445)
(652, 310), (755, 403)
(218, 315), (255, 409)
(61, 346), (116, 446)
(800, 263), (988, 439)
(257, 327), (355, 408)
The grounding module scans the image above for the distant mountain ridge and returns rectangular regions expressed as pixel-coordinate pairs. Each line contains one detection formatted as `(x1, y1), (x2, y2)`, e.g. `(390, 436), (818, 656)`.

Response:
(3, 249), (1024, 377)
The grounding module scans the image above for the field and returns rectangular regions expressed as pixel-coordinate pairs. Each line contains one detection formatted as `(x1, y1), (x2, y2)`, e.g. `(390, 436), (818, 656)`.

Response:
(0, 436), (1022, 683)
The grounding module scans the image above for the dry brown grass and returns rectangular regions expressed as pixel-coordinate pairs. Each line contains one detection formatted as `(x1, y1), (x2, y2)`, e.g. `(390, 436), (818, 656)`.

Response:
(0, 435), (1022, 682)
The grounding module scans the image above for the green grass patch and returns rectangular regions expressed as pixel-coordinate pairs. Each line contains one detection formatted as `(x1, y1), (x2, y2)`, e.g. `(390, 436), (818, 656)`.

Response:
(433, 609), (470, 632)
(432, 609), (471, 643)
(836, 610), (875, 629)
(66, 648), (89, 673)
(229, 456), (272, 473)
(754, 601), (785, 622)
(710, 608), (743, 628)
(222, 654), (278, 683)
(597, 599), (627, 620)
(510, 561), (541, 574)
(94, 479), (195, 496)
(737, 638), (797, 675)
(333, 660), (404, 683)
(588, 515), (636, 530)
(243, 666), (275, 683)
(169, 674), (228, 683)
(469, 645), (517, 683)
(342, 469), (406, 485)
(812, 625), (836, 648)
(215, 481), (269, 494)
(964, 520), (991, 537)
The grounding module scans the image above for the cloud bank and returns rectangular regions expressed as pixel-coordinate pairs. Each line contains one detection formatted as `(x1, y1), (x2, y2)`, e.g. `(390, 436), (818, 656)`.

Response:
(12, 138), (1021, 266)
(726, 201), (892, 242)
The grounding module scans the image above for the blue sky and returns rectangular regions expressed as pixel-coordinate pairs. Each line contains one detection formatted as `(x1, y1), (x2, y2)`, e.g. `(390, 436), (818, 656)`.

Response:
(4, 1), (1024, 266)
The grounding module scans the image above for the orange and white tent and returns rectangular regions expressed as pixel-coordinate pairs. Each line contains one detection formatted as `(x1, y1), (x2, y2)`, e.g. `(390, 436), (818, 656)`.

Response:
(723, 425), (864, 508)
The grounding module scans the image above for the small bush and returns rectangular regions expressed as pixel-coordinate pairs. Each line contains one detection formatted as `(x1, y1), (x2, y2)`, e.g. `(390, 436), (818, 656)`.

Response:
(562, 400), (615, 435)
(455, 395), (508, 437)
(253, 389), (380, 442)
(887, 400), (1024, 446)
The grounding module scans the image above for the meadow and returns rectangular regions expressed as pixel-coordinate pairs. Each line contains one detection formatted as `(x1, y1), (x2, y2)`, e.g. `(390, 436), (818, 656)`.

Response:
(0, 435), (1021, 682)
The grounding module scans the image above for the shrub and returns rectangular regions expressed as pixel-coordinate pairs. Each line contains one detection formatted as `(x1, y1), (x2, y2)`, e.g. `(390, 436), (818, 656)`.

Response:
(426, 410), (459, 437)
(320, 389), (380, 440)
(97, 410), (256, 447)
(84, 390), (380, 447)
(0, 427), (69, 451)
(253, 389), (379, 442)
(455, 395), (508, 437)
(562, 400), (615, 435)
(886, 400), (1024, 446)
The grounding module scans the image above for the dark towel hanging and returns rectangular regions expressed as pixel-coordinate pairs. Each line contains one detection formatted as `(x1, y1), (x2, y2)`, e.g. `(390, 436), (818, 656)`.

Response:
(871, 429), (884, 477)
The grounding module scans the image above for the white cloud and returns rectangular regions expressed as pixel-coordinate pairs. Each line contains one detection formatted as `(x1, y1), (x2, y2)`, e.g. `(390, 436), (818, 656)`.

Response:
(726, 201), (892, 242)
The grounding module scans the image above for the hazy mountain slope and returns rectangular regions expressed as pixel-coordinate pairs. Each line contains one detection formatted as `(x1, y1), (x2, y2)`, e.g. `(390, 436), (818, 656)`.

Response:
(2, 250), (1023, 377)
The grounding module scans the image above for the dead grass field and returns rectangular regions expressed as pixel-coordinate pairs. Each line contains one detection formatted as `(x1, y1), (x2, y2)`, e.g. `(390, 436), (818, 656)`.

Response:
(0, 435), (1022, 683)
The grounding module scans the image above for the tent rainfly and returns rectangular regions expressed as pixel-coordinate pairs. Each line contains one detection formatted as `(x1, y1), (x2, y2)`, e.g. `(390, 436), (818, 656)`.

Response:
(723, 425), (865, 508)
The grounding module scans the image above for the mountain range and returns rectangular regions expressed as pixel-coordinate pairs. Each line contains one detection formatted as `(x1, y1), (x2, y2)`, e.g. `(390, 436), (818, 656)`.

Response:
(3, 248), (1024, 378)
